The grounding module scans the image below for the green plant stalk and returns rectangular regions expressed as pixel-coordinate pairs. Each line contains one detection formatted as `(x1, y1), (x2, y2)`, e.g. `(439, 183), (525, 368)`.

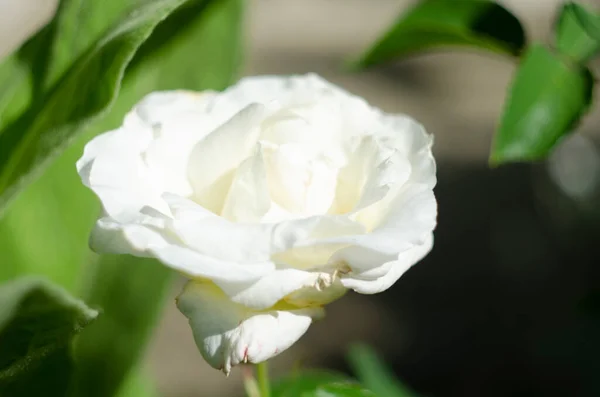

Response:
(257, 361), (271, 397)
(242, 366), (261, 397)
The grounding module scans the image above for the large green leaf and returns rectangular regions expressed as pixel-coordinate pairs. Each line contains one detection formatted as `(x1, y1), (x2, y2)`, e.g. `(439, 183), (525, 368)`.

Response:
(68, 0), (244, 395)
(0, 0), (189, 217)
(0, 277), (98, 396)
(68, 256), (173, 397)
(0, 140), (98, 291)
(352, 0), (525, 69)
(115, 368), (160, 397)
(555, 2), (600, 63)
(0, 56), (31, 131)
(348, 344), (417, 397)
(0, 0), (140, 131)
(128, 0), (243, 91)
(40, 0), (143, 90)
(0, 0), (243, 395)
(490, 44), (594, 164)
(273, 371), (376, 397)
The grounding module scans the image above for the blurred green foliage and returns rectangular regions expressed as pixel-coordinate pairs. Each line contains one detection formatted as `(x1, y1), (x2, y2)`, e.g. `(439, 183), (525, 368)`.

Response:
(0, 0), (191, 214)
(272, 371), (376, 397)
(555, 2), (600, 63)
(348, 344), (417, 397)
(0, 278), (97, 396)
(491, 44), (594, 164)
(354, 0), (600, 165)
(0, 0), (243, 395)
(351, 0), (525, 69)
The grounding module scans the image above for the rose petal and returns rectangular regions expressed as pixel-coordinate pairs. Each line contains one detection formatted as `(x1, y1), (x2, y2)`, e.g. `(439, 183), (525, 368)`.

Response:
(187, 103), (267, 214)
(341, 233), (434, 294)
(163, 193), (274, 263)
(329, 135), (379, 214)
(316, 183), (437, 255)
(76, 125), (170, 222)
(376, 113), (436, 188)
(90, 210), (169, 256)
(177, 281), (323, 374)
(151, 245), (274, 283)
(217, 268), (346, 310)
(221, 144), (271, 222)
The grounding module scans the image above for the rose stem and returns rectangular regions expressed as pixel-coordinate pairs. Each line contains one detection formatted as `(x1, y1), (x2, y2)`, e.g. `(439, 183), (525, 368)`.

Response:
(242, 365), (260, 397)
(256, 361), (271, 397)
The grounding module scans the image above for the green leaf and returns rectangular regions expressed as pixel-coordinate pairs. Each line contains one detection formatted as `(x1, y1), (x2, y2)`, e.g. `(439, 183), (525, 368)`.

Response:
(0, 0), (139, 144)
(0, 141), (98, 291)
(490, 44), (594, 164)
(0, 0), (243, 395)
(68, 256), (173, 397)
(0, 0), (190, 217)
(39, 0), (142, 91)
(352, 0), (525, 69)
(67, 1), (243, 395)
(115, 368), (160, 397)
(0, 277), (98, 396)
(347, 344), (417, 397)
(0, 55), (33, 132)
(555, 2), (600, 63)
(0, 0), (243, 287)
(272, 371), (376, 397)
(128, 0), (243, 91)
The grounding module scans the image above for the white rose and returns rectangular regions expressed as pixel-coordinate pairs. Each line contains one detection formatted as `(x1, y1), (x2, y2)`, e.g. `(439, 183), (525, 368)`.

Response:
(77, 74), (437, 373)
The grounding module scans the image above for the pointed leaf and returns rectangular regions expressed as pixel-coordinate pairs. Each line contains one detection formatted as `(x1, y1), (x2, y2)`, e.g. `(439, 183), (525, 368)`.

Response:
(491, 44), (594, 164)
(352, 0), (525, 69)
(0, 0), (190, 216)
(555, 2), (600, 63)
(0, 277), (97, 396)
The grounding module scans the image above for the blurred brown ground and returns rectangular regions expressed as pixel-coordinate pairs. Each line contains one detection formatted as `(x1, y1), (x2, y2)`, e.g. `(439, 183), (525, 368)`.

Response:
(2, 0), (600, 396)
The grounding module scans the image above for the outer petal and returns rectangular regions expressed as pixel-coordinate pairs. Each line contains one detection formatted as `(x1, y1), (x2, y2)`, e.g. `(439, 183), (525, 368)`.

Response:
(217, 268), (346, 310)
(315, 183), (437, 256)
(76, 127), (169, 222)
(150, 245), (273, 283)
(177, 281), (323, 374)
(340, 233), (434, 294)
(89, 209), (169, 256)
(376, 113), (436, 188)
(91, 205), (274, 284)
(77, 90), (222, 222)
(213, 74), (376, 141)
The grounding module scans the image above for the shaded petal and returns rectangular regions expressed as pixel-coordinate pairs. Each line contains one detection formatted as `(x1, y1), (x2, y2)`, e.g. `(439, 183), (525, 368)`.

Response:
(329, 136), (379, 214)
(187, 103), (267, 213)
(90, 210), (273, 284)
(341, 233), (434, 294)
(89, 209), (169, 256)
(128, 90), (216, 127)
(317, 183), (437, 255)
(217, 268), (346, 310)
(221, 144), (271, 222)
(151, 245), (274, 283)
(177, 281), (323, 374)
(164, 193), (274, 263)
(353, 149), (412, 213)
(376, 113), (436, 188)
(76, 126), (170, 222)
